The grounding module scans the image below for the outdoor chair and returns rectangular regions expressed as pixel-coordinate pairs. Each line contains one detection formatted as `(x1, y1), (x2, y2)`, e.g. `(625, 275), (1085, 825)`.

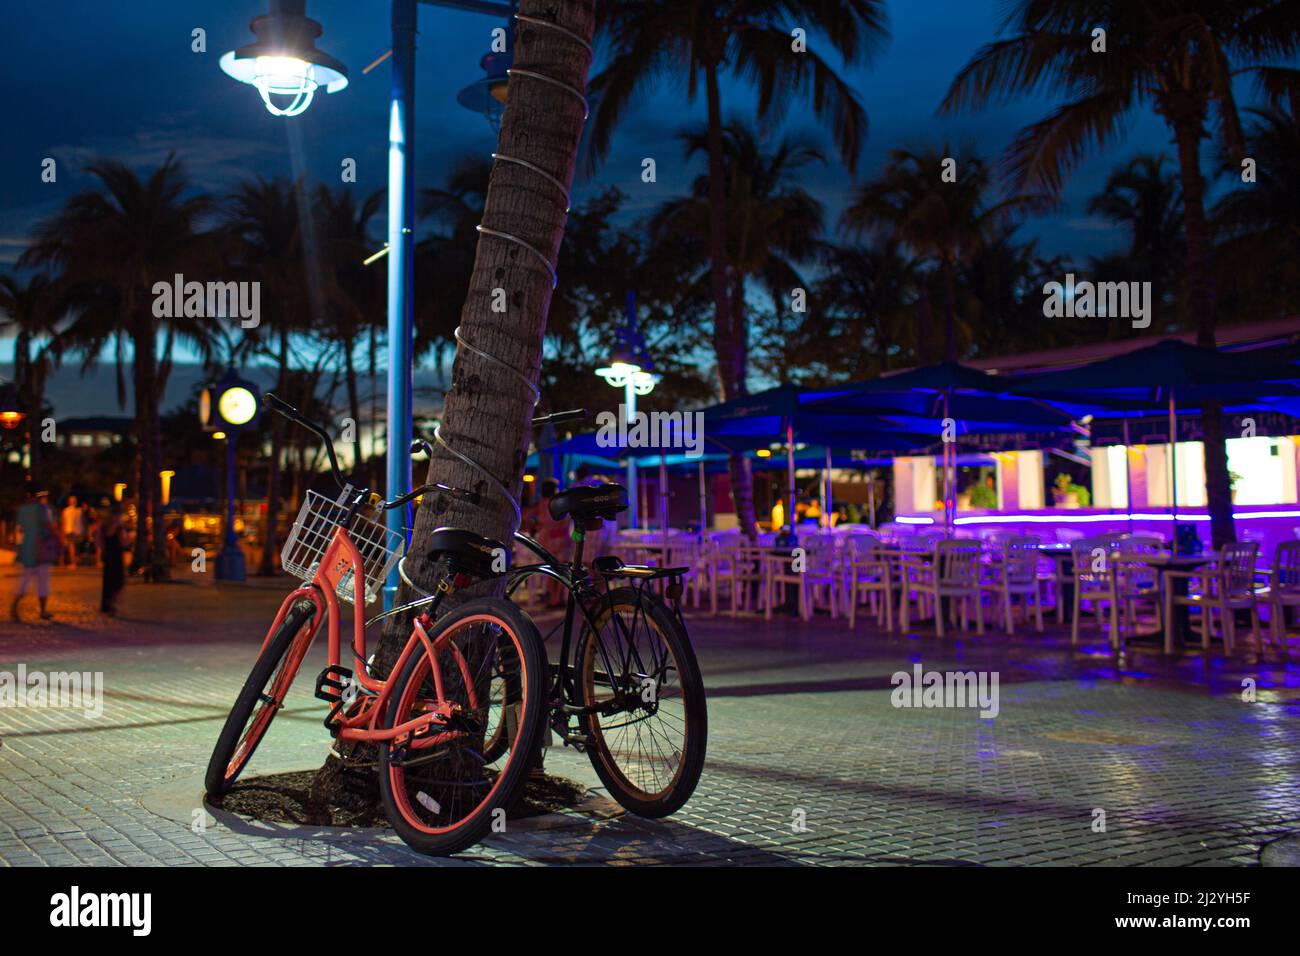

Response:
(1266, 540), (1300, 656)
(730, 544), (770, 617)
(843, 534), (893, 631)
(1070, 536), (1124, 648)
(704, 530), (742, 614)
(902, 539), (983, 638)
(796, 533), (841, 620)
(1114, 535), (1166, 638)
(1163, 541), (1262, 656)
(981, 535), (1043, 636)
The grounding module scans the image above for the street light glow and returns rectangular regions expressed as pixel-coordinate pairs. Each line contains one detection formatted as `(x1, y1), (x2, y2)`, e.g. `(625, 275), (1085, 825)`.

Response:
(217, 386), (258, 426)
(219, 1), (348, 118)
(595, 361), (642, 389)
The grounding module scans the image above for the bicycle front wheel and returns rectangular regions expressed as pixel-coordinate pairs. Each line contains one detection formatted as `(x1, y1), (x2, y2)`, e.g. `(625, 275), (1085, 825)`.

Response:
(577, 587), (707, 817)
(377, 598), (546, 856)
(205, 598), (318, 796)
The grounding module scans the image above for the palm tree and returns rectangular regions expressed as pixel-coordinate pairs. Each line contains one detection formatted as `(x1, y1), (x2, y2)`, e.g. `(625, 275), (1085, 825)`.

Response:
(651, 121), (826, 534)
(1214, 107), (1300, 318)
(311, 0), (598, 806)
(811, 239), (921, 378)
(0, 273), (63, 482)
(315, 184), (384, 479)
(22, 155), (216, 576)
(1086, 154), (1184, 331)
(414, 156), (491, 376)
(589, 0), (888, 534)
(842, 145), (1049, 362)
(223, 176), (310, 575)
(942, 0), (1300, 547)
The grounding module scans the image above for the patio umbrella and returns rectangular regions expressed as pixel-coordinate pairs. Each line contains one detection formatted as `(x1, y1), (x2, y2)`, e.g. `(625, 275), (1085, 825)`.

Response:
(805, 362), (1078, 534)
(1011, 339), (1300, 520)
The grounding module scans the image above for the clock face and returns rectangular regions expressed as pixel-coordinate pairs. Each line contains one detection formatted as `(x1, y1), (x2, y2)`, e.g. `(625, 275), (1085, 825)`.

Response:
(218, 386), (257, 427)
(199, 389), (212, 427)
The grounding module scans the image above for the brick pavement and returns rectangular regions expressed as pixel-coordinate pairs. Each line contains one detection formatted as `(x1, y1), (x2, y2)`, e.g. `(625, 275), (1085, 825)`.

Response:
(2, 565), (1299, 866)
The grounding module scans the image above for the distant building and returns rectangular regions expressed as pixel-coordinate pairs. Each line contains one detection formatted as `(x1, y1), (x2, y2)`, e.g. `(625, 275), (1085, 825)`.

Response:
(56, 417), (133, 454)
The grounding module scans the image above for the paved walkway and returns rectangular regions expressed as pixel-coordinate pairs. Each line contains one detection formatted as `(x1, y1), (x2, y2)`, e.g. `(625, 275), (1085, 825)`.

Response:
(2, 566), (1299, 866)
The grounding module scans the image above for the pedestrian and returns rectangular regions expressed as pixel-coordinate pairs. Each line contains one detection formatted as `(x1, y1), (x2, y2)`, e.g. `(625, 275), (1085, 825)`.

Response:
(97, 502), (126, 614)
(60, 494), (84, 565)
(82, 500), (101, 567)
(12, 484), (60, 621)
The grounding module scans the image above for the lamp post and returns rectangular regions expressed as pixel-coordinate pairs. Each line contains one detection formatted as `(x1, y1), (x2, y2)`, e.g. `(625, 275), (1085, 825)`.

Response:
(596, 292), (656, 529)
(201, 371), (260, 581)
(222, 0), (518, 605)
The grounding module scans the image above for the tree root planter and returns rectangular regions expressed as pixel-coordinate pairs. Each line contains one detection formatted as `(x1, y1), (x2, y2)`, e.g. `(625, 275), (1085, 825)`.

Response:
(209, 769), (594, 828)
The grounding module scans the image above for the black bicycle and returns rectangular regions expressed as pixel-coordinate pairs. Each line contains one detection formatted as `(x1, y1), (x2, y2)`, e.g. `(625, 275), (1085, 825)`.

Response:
(506, 484), (708, 817)
(409, 422), (708, 818)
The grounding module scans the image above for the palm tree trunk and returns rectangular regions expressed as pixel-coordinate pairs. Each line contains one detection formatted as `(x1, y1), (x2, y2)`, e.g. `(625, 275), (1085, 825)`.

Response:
(1172, 111), (1234, 547)
(942, 258), (958, 363)
(129, 311), (153, 573)
(702, 62), (760, 541)
(311, 0), (596, 807)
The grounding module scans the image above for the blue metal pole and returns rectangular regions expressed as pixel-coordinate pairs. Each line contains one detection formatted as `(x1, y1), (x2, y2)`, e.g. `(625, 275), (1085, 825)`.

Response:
(384, 0), (417, 606)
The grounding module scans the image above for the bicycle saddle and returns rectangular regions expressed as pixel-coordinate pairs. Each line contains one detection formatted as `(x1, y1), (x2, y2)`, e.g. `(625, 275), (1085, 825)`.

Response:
(548, 483), (629, 522)
(426, 527), (509, 579)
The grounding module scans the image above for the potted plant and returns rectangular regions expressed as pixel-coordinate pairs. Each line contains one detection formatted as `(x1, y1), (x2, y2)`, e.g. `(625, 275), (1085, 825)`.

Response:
(1053, 474), (1091, 509)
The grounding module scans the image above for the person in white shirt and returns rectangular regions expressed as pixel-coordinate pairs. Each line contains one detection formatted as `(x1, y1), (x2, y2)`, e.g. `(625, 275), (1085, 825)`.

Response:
(60, 495), (84, 566)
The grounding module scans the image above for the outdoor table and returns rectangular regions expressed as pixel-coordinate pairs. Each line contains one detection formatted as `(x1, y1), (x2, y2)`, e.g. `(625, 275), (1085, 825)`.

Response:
(1140, 553), (1214, 653)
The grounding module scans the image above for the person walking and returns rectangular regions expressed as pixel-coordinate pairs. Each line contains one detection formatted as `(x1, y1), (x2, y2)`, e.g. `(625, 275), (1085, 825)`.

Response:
(97, 502), (126, 614)
(13, 485), (60, 621)
(60, 494), (84, 566)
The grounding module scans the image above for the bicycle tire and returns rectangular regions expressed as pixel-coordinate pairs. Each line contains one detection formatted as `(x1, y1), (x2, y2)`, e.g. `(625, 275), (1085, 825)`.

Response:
(377, 597), (546, 856)
(205, 599), (318, 796)
(577, 587), (707, 818)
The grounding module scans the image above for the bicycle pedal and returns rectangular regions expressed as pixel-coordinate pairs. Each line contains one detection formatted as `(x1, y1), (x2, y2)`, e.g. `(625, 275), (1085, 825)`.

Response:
(314, 665), (354, 703)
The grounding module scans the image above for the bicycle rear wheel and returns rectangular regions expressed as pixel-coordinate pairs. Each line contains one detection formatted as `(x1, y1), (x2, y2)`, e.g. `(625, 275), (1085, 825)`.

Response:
(377, 598), (545, 856)
(577, 587), (707, 817)
(205, 598), (318, 796)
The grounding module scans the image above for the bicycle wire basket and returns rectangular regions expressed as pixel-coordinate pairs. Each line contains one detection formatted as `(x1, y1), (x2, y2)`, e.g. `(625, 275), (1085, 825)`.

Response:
(281, 489), (405, 606)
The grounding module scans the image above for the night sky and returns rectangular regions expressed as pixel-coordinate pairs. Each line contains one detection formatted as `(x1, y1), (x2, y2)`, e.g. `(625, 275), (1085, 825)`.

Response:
(1, 0), (1184, 266)
(0, 0), (1208, 415)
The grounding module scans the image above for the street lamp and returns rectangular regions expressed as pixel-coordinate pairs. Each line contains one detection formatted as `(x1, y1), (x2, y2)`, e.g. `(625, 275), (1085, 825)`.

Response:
(595, 292), (656, 529)
(219, 1), (349, 117)
(201, 371), (261, 582)
(222, 0), (518, 606)
(0, 380), (24, 431)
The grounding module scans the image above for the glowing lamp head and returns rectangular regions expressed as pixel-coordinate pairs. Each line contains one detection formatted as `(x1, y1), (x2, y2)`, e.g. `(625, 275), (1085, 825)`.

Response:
(595, 361), (641, 389)
(220, 1), (347, 118)
(0, 382), (22, 429)
(218, 386), (258, 426)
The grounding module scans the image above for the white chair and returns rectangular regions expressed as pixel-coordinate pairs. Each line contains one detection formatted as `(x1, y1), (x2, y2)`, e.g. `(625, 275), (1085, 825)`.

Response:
(798, 533), (841, 620)
(843, 534), (893, 631)
(981, 535), (1043, 635)
(902, 539), (983, 638)
(1114, 535), (1165, 638)
(1266, 540), (1300, 656)
(1165, 542), (1261, 656)
(1070, 536), (1123, 648)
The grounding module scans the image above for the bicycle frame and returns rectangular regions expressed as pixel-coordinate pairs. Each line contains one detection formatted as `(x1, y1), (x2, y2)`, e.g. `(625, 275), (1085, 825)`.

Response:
(265, 523), (475, 749)
(508, 529), (677, 736)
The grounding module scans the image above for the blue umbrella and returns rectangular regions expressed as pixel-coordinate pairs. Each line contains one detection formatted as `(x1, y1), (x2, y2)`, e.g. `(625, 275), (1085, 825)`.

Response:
(1011, 339), (1300, 520)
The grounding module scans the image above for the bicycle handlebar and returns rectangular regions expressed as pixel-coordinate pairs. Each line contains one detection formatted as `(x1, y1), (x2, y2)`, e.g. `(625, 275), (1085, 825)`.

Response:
(263, 392), (346, 491)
